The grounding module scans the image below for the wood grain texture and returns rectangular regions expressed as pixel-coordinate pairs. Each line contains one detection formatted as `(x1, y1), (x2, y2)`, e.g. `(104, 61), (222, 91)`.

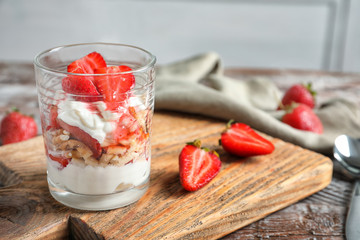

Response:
(1, 63), (355, 239)
(0, 111), (332, 239)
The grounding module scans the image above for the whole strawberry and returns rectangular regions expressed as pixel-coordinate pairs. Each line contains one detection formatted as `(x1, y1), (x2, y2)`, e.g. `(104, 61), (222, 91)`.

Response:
(0, 110), (38, 145)
(179, 140), (221, 191)
(281, 83), (316, 109)
(281, 103), (323, 134)
(220, 121), (275, 157)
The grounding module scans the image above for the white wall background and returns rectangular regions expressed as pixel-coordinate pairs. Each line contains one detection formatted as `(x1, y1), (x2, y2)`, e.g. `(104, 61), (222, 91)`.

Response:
(0, 0), (358, 72)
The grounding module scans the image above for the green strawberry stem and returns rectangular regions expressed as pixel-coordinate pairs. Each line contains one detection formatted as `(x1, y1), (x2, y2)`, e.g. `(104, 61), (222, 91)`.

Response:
(226, 119), (235, 129)
(6, 107), (20, 114)
(11, 107), (19, 112)
(220, 119), (237, 145)
(278, 101), (285, 110)
(304, 82), (317, 97)
(186, 139), (219, 157)
(283, 102), (299, 114)
(186, 139), (202, 148)
(7, 107), (34, 118)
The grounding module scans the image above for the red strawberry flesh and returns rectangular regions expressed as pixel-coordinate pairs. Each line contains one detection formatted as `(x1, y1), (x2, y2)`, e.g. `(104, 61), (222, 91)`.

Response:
(64, 52), (106, 101)
(221, 123), (275, 157)
(179, 141), (221, 191)
(62, 76), (100, 100)
(67, 51), (107, 74)
(48, 105), (60, 129)
(58, 119), (102, 158)
(49, 154), (71, 168)
(94, 65), (135, 109)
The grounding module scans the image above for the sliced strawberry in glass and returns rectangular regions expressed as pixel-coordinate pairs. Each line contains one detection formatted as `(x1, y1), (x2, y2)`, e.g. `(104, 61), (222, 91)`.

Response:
(45, 147), (71, 168)
(62, 76), (101, 102)
(94, 65), (135, 110)
(58, 119), (102, 158)
(67, 51), (107, 74)
(49, 105), (59, 129)
(49, 154), (71, 168)
(102, 106), (141, 146)
(63, 52), (106, 102)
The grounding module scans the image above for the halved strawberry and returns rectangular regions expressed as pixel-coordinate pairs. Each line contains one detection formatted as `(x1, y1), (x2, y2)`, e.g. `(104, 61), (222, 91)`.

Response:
(220, 121), (275, 157)
(94, 65), (135, 110)
(67, 51), (107, 74)
(62, 76), (101, 102)
(64, 52), (106, 101)
(179, 140), (221, 191)
(58, 119), (102, 158)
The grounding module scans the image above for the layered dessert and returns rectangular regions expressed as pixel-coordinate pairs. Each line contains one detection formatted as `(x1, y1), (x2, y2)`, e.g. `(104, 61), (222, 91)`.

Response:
(42, 52), (151, 195)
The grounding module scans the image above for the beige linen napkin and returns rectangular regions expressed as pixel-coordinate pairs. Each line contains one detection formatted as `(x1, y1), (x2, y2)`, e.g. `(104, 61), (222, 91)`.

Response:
(155, 52), (360, 155)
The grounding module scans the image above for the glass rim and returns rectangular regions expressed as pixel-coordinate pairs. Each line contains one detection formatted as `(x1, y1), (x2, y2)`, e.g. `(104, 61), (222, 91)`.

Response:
(33, 42), (156, 76)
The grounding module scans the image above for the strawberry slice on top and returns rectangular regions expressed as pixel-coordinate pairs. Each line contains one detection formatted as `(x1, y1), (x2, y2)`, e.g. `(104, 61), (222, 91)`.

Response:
(179, 140), (221, 191)
(63, 52), (106, 101)
(94, 65), (135, 110)
(62, 76), (101, 101)
(220, 121), (275, 157)
(67, 51), (107, 74)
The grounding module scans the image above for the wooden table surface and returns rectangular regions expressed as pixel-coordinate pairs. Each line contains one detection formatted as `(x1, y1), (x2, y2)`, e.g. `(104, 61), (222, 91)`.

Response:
(1, 62), (360, 239)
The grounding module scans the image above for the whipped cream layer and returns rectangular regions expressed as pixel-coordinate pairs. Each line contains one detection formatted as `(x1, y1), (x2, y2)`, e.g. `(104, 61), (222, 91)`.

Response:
(57, 101), (118, 144)
(48, 159), (150, 194)
(56, 96), (145, 145)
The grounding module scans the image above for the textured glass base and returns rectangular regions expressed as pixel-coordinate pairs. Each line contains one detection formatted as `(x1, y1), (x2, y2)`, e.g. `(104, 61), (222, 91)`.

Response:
(48, 176), (149, 211)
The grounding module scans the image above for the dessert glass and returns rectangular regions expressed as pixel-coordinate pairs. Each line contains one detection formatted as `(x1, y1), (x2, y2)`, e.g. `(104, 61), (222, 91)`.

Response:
(34, 43), (156, 210)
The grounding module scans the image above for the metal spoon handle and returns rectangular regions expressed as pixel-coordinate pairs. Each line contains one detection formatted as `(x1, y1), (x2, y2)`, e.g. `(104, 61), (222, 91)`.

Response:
(346, 180), (360, 240)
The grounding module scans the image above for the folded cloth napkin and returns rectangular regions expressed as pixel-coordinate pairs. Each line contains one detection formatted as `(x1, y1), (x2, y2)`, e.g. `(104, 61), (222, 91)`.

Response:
(155, 52), (360, 156)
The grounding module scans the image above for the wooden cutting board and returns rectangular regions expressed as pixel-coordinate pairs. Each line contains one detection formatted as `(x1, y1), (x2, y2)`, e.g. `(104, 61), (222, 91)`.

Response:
(0, 111), (333, 239)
